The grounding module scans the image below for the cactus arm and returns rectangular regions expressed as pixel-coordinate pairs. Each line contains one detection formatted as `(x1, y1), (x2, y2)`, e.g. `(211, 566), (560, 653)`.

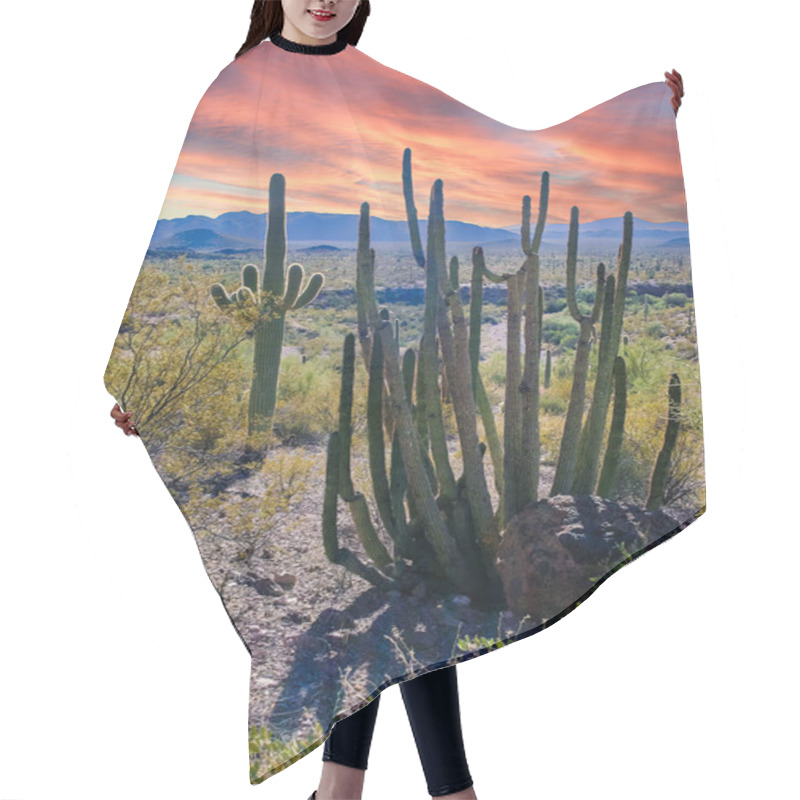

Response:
(597, 355), (627, 497)
(610, 212), (633, 360)
(521, 194), (532, 255)
(324, 433), (394, 587)
(572, 271), (616, 494)
(544, 348), (552, 389)
(475, 370), (503, 495)
(503, 269), (524, 519)
(375, 319), (464, 575)
(572, 211), (633, 495)
(242, 263), (259, 297)
(437, 247), (496, 546)
(389, 426), (408, 545)
(468, 246), (505, 494)
(565, 206), (583, 322)
(334, 334), (393, 568)
(590, 262), (606, 324)
(322, 432), (343, 563)
(282, 263), (304, 309)
(519, 249), (542, 508)
(356, 206), (375, 366)
(402, 347), (415, 402)
(646, 373), (681, 510)
(367, 329), (398, 538)
(402, 147), (426, 268)
(518, 174), (549, 508)
(292, 272), (324, 309)
(550, 313), (595, 495)
(209, 283), (233, 308)
(337, 333), (357, 499)
(236, 286), (258, 307)
(469, 248), (485, 400)
(530, 172), (549, 254)
(472, 244), (513, 285)
(419, 181), (456, 500)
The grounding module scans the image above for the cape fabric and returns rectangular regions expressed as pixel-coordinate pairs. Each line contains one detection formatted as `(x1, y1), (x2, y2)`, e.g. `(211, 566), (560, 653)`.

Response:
(103, 32), (706, 786)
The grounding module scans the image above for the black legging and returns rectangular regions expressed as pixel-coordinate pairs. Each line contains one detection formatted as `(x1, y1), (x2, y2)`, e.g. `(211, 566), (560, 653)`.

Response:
(323, 664), (474, 797)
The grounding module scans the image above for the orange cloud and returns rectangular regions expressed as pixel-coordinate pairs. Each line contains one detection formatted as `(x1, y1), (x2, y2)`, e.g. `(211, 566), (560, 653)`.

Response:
(158, 43), (686, 228)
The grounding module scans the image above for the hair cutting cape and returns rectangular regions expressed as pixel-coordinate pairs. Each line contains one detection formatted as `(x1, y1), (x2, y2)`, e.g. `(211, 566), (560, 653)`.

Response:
(103, 31), (706, 786)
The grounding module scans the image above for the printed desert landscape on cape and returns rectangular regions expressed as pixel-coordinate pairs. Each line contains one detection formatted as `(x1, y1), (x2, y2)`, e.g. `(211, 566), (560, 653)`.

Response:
(104, 57), (704, 783)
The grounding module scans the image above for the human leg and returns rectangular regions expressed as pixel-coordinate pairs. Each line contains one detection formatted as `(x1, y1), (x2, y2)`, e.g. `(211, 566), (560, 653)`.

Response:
(315, 693), (382, 799)
(399, 664), (475, 798)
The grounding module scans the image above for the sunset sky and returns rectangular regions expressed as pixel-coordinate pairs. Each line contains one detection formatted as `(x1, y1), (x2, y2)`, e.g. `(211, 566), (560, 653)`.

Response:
(158, 41), (685, 229)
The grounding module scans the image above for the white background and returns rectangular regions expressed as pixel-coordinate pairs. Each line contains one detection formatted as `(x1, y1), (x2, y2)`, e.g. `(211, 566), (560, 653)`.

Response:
(1, 1), (796, 798)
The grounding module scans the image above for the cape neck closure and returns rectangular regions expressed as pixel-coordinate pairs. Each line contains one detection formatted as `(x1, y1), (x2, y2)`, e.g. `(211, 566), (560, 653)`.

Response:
(269, 31), (348, 55)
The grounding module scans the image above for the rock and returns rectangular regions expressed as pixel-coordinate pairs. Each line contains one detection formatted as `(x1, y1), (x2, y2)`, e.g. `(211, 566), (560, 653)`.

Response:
(325, 631), (352, 647)
(283, 610), (310, 625)
(274, 572), (297, 589)
(316, 607), (356, 630)
(411, 582), (428, 599)
(496, 495), (682, 620)
(449, 595), (472, 607)
(248, 575), (283, 597)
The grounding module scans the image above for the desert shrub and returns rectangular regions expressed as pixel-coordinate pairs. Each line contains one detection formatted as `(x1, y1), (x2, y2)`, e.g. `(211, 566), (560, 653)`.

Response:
(664, 292), (689, 307)
(542, 317), (580, 348)
(544, 295), (567, 314)
(575, 286), (598, 306)
(645, 322), (667, 339)
(273, 353), (345, 438)
(480, 350), (508, 392)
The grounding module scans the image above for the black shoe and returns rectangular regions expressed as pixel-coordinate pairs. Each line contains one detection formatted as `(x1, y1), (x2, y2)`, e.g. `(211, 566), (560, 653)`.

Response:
(307, 792), (317, 800)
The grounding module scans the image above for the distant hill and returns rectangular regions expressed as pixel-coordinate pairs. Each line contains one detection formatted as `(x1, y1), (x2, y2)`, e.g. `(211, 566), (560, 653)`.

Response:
(146, 209), (689, 254)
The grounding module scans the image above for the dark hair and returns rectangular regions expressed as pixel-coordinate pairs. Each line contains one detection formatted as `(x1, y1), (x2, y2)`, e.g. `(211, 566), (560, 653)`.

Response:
(235, 1), (371, 59)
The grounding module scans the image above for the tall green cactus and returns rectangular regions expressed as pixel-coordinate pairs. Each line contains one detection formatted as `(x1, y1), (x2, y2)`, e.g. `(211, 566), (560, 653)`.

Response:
(571, 212), (632, 494)
(544, 349), (552, 389)
(517, 177), (548, 511)
(596, 355), (627, 497)
(468, 247), (506, 494)
(209, 173), (324, 434)
(494, 179), (548, 522)
(550, 207), (606, 496)
(332, 332), (393, 570)
(646, 373), (682, 510)
(323, 168), (510, 605)
(321, 144), (677, 604)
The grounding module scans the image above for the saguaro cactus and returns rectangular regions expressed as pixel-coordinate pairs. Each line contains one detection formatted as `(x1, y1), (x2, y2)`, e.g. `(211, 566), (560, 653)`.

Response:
(209, 173), (324, 434)
(544, 349), (552, 389)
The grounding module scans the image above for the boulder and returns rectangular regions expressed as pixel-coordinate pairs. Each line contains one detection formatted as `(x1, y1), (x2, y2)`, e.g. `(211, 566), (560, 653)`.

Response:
(496, 495), (683, 621)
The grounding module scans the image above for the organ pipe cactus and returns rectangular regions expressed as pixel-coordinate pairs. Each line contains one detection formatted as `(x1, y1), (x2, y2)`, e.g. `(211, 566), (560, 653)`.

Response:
(646, 372), (682, 510)
(322, 144), (675, 603)
(209, 173), (325, 434)
(596, 355), (627, 497)
(550, 206), (606, 496)
(324, 332), (394, 578)
(571, 212), (632, 494)
(498, 179), (548, 522)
